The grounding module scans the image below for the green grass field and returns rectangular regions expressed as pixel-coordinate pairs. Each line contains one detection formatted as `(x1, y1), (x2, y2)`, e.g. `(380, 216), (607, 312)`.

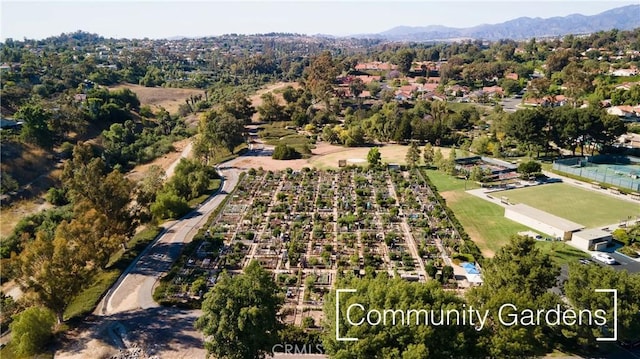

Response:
(494, 183), (638, 227)
(535, 241), (588, 265)
(425, 170), (528, 256)
(424, 170), (602, 260)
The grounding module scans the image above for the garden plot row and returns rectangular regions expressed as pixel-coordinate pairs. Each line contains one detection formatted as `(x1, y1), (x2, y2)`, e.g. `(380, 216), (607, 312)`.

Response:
(391, 168), (471, 284)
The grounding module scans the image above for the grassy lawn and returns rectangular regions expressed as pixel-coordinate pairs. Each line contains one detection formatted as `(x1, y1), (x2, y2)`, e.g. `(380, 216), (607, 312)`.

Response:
(258, 123), (296, 139)
(63, 270), (120, 320)
(535, 241), (588, 265)
(258, 123), (315, 155)
(209, 143), (248, 165)
(266, 134), (315, 155)
(494, 183), (638, 227)
(424, 169), (528, 256)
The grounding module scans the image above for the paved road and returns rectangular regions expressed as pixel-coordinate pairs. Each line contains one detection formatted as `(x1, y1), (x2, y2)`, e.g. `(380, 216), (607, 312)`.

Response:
(594, 251), (640, 274)
(500, 96), (523, 113)
(98, 165), (241, 315)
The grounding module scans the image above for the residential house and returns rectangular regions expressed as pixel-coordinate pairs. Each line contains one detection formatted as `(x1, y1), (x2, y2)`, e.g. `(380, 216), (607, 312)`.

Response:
(355, 62), (396, 71)
(481, 86), (504, 98)
(395, 90), (413, 101)
(505, 73), (519, 81)
(611, 68), (639, 77)
(615, 82), (640, 91)
(445, 84), (470, 97)
(421, 83), (439, 92)
(617, 133), (640, 149)
(523, 95), (567, 107)
(607, 105), (640, 120)
(355, 75), (381, 84)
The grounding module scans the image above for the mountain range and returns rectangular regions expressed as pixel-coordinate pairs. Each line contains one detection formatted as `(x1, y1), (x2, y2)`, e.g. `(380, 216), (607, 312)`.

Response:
(356, 4), (640, 41)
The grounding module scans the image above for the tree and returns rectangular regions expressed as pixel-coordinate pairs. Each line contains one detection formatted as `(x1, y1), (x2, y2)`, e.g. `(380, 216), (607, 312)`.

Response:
(304, 51), (337, 109)
(17, 231), (92, 323)
(15, 103), (54, 148)
(196, 110), (246, 163)
(196, 261), (283, 359)
(166, 158), (212, 200)
(564, 263), (640, 347)
(349, 78), (365, 99)
(544, 49), (571, 78)
(57, 207), (124, 269)
(10, 306), (56, 356)
(323, 274), (483, 358)
(466, 236), (562, 357)
(561, 63), (594, 107)
(469, 166), (485, 182)
(150, 190), (190, 220)
(506, 109), (547, 157)
(257, 93), (286, 122)
(134, 165), (165, 221)
(62, 143), (133, 236)
(433, 148), (444, 169)
(517, 160), (542, 180)
(441, 265), (454, 282)
(211, 112), (246, 154)
(60, 142), (134, 259)
(394, 49), (416, 75)
(367, 147), (381, 168)
(405, 141), (421, 167)
(367, 81), (382, 97)
(222, 94), (256, 124)
(423, 143), (435, 167)
(321, 125), (340, 144)
(528, 78), (552, 99)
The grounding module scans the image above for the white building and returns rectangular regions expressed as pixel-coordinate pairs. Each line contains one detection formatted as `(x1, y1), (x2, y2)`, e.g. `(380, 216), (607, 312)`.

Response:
(571, 228), (613, 251)
(504, 204), (584, 240)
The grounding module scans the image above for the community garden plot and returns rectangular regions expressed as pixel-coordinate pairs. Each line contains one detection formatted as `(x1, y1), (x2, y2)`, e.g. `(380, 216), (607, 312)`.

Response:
(165, 166), (471, 323)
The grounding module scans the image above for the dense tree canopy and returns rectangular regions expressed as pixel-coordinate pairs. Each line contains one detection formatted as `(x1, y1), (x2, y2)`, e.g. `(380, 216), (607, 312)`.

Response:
(323, 274), (483, 358)
(196, 261), (283, 359)
(466, 236), (562, 357)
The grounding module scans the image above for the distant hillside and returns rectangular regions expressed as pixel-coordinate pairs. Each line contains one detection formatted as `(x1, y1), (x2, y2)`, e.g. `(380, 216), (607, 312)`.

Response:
(362, 5), (640, 41)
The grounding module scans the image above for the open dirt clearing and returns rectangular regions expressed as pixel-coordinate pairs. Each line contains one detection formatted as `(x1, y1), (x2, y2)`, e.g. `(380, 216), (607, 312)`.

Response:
(126, 138), (192, 182)
(309, 144), (452, 169)
(1, 199), (52, 237)
(109, 84), (205, 115)
(229, 143), (453, 172)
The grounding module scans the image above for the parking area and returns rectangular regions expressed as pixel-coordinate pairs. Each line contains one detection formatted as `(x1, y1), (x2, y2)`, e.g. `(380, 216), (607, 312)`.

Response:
(602, 252), (640, 274)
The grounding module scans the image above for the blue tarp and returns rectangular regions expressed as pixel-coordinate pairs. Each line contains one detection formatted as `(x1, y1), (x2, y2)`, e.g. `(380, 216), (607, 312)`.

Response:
(461, 262), (480, 275)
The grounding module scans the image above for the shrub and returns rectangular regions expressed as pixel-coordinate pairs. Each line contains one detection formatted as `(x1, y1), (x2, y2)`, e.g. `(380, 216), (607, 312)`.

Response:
(151, 191), (190, 219)
(441, 265), (454, 282)
(618, 246), (639, 258)
(10, 306), (56, 357)
(272, 144), (300, 160)
(425, 263), (437, 278)
(302, 316), (315, 328)
(59, 141), (74, 159)
(46, 187), (69, 206)
(452, 253), (475, 263)
(0, 173), (19, 194)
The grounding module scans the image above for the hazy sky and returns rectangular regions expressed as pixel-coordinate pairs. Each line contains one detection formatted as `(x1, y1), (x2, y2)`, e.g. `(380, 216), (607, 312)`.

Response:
(1, 1), (638, 41)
